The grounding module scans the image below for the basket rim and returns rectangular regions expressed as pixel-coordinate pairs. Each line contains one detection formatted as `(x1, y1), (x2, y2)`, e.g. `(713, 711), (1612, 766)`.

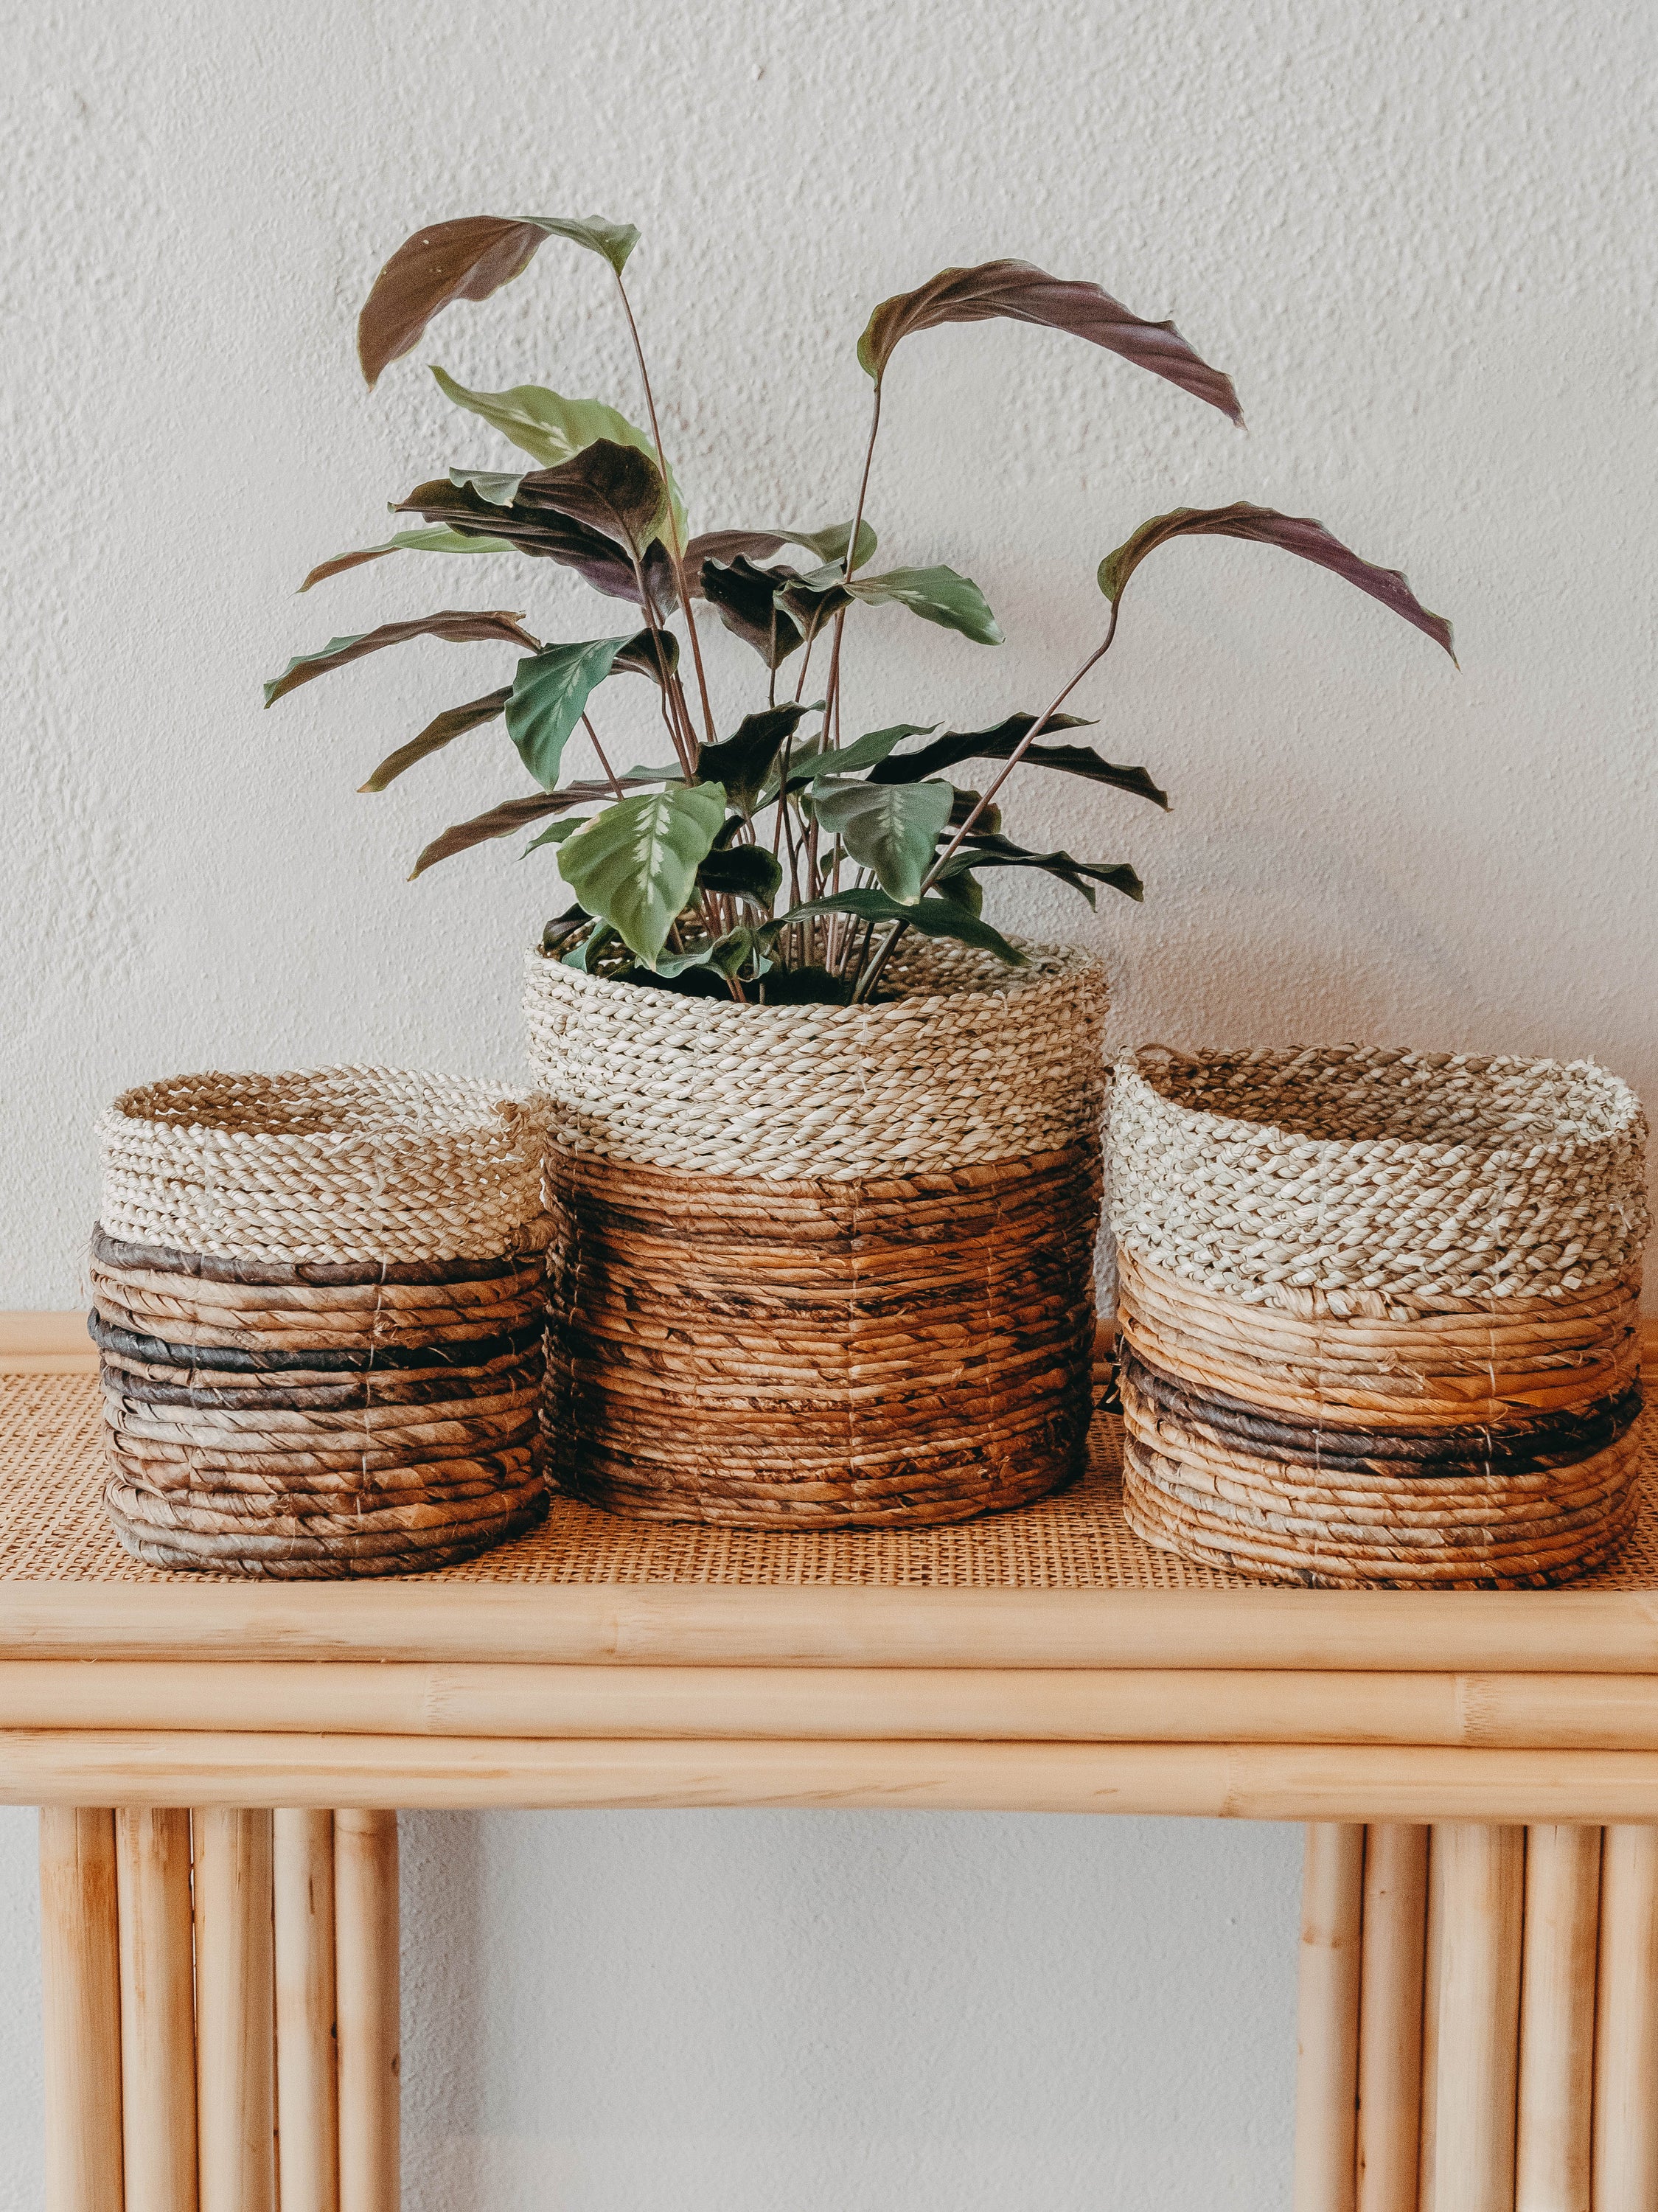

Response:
(524, 932), (1104, 1029)
(100, 1065), (535, 1152)
(1113, 1045), (1645, 1166)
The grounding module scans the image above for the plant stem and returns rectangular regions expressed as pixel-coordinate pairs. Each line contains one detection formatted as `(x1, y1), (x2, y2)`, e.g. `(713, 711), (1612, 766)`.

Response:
(851, 604), (1123, 1004)
(613, 272), (717, 753)
(581, 714), (626, 800)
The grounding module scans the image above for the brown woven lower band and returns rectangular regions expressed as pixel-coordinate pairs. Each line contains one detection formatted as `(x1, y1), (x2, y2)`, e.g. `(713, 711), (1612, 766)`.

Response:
(546, 1139), (1103, 1527)
(1115, 1250), (1643, 1588)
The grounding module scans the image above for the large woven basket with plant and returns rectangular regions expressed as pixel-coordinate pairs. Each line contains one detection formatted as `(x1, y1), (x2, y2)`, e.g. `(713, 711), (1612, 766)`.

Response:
(91, 1068), (553, 1576)
(268, 209), (1453, 1524)
(1109, 1047), (1649, 1587)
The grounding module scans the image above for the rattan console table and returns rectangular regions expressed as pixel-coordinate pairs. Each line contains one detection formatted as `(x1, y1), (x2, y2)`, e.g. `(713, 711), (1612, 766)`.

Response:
(7, 1328), (1658, 2212)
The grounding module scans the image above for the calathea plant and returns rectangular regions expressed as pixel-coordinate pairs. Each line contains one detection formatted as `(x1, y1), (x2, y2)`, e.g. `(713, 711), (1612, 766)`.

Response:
(266, 215), (1454, 1004)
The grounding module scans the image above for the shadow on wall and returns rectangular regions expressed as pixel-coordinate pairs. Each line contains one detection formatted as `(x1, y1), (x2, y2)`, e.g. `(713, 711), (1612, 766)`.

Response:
(399, 1809), (1300, 2212)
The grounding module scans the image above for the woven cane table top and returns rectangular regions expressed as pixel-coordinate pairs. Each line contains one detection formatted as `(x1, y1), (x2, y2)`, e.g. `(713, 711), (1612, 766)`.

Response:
(7, 1371), (1658, 1593)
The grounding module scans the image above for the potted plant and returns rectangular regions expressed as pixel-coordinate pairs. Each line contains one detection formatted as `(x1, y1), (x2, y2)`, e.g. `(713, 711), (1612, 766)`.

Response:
(266, 212), (1453, 1527)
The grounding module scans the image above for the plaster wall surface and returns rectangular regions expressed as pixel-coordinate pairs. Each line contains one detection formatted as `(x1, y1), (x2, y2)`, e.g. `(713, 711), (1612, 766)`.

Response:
(1, 0), (1653, 2203)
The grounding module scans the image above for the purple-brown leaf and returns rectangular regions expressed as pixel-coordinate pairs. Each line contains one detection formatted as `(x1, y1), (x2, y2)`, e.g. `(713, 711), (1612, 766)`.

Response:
(359, 689), (512, 793)
(409, 782), (619, 878)
(857, 260), (1242, 424)
(359, 220), (548, 389)
(1097, 503), (1455, 659)
(262, 612), (539, 708)
(358, 213), (640, 388)
(395, 478), (675, 612)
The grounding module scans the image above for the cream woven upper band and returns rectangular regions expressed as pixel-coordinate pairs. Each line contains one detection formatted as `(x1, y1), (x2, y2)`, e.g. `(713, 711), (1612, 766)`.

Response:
(1107, 1044), (1649, 1310)
(97, 1066), (551, 1264)
(523, 936), (1110, 1180)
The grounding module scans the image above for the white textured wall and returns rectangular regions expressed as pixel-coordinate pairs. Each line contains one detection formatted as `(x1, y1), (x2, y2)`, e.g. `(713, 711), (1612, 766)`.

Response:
(4, 0), (1654, 2202)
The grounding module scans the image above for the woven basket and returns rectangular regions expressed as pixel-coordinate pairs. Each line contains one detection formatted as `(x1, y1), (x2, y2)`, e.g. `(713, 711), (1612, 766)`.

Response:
(91, 1067), (554, 1577)
(523, 938), (1108, 1526)
(1107, 1046), (1649, 1588)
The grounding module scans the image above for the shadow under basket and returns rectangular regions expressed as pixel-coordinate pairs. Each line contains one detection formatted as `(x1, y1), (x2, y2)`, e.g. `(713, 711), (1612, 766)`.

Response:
(545, 1141), (1102, 1527)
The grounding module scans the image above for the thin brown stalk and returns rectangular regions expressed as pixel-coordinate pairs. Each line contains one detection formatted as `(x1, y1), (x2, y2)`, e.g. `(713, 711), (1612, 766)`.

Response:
(851, 604), (1122, 1004)
(581, 714), (627, 800)
(613, 273), (718, 751)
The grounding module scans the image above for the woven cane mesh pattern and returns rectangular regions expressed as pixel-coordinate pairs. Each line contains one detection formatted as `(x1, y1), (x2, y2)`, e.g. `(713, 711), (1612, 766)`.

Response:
(1108, 1046), (1648, 1309)
(9, 1371), (1658, 1588)
(99, 1066), (551, 1264)
(523, 937), (1108, 1180)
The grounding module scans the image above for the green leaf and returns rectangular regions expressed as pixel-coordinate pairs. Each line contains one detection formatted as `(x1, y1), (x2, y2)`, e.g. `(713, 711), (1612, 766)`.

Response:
(554, 784), (728, 967)
(933, 866), (983, 917)
(936, 838), (1145, 907)
(789, 520), (878, 572)
(1096, 502), (1456, 659)
(358, 213), (640, 387)
(562, 922), (619, 972)
(697, 843), (782, 908)
(447, 466), (525, 507)
(301, 526), (516, 591)
(262, 611), (537, 707)
(846, 565), (1003, 645)
(784, 723), (934, 789)
(504, 638), (633, 789)
(855, 258), (1242, 425)
(523, 818), (586, 854)
(766, 888), (1026, 967)
(655, 927), (771, 984)
(432, 369), (689, 549)
(359, 687), (512, 792)
(808, 779), (953, 904)
(695, 704), (815, 812)
(867, 714), (1168, 808)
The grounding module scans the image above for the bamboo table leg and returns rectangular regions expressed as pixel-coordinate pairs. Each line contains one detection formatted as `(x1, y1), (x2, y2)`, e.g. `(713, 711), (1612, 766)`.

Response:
(1593, 1824), (1658, 2211)
(1419, 1823), (1525, 2212)
(1357, 1824), (1429, 2212)
(275, 1809), (339, 2212)
(1295, 1823), (1365, 2212)
(194, 1808), (276, 2212)
(39, 1807), (125, 2212)
(116, 1808), (198, 2212)
(335, 1809), (400, 2212)
(1516, 1824), (1600, 2212)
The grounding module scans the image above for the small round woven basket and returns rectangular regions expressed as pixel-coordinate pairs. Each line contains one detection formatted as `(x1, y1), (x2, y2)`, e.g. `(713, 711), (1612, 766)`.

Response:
(1107, 1046), (1649, 1588)
(523, 937), (1108, 1526)
(91, 1066), (554, 1578)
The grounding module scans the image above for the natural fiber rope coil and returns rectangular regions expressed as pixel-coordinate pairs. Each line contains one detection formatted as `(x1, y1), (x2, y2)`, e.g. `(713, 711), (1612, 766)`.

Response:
(97, 1066), (553, 1265)
(1107, 1046), (1648, 1588)
(91, 1065), (552, 1576)
(523, 937), (1107, 1181)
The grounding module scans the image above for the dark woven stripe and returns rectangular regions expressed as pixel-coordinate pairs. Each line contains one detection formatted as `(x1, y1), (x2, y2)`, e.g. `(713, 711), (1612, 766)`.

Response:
(100, 1357), (544, 1413)
(91, 1222), (546, 1290)
(88, 1310), (546, 1374)
(1117, 1343), (1643, 1475)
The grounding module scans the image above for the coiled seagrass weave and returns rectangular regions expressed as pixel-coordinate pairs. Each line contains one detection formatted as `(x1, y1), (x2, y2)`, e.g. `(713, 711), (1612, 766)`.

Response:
(1107, 1046), (1650, 1587)
(91, 1068), (554, 1576)
(524, 939), (1108, 1526)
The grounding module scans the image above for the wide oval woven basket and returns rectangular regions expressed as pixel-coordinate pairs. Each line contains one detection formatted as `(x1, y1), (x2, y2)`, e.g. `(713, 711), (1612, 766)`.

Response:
(523, 938), (1109, 1526)
(1108, 1046), (1649, 1588)
(91, 1066), (554, 1578)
